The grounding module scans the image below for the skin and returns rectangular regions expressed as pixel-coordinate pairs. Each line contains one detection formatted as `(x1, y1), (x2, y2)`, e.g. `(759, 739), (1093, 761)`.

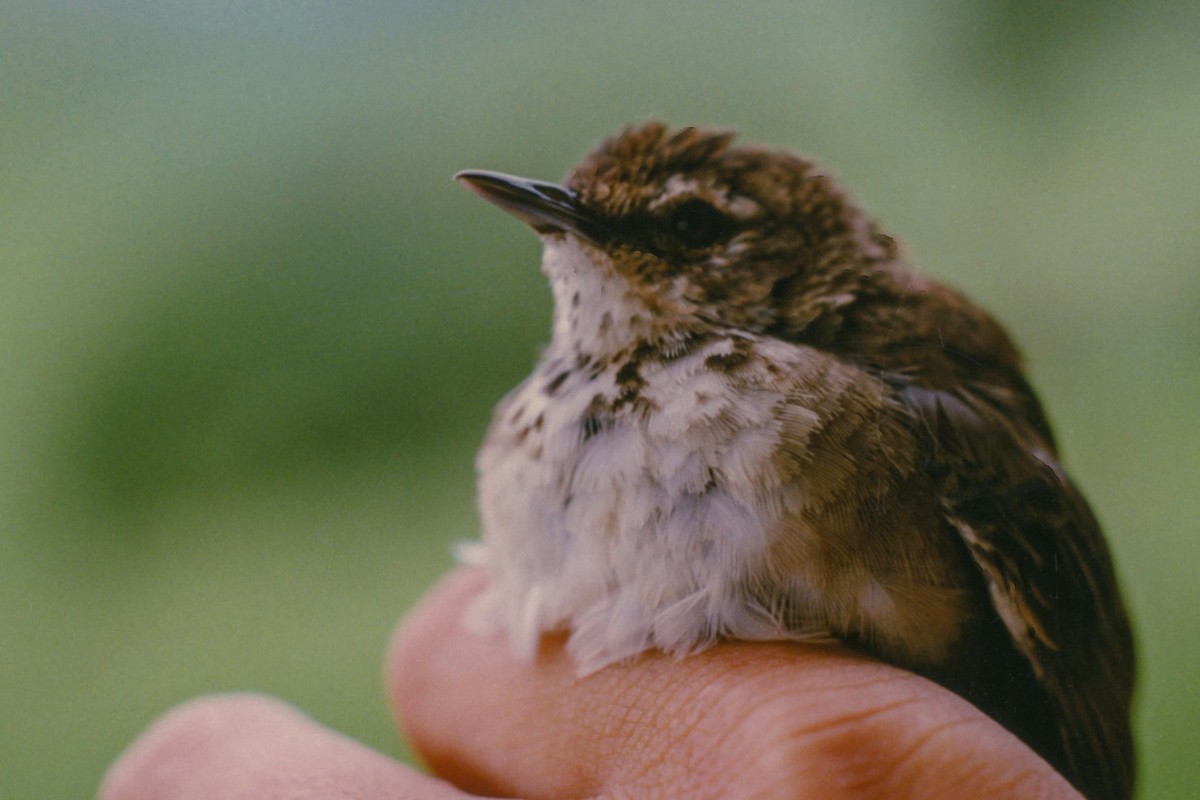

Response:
(99, 568), (1082, 800)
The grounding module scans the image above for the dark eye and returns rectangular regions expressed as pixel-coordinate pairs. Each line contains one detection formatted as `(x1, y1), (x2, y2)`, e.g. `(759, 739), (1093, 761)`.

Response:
(664, 199), (733, 250)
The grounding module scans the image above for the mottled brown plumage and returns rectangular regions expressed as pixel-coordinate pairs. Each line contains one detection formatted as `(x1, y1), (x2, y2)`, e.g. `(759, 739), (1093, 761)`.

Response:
(455, 123), (1134, 800)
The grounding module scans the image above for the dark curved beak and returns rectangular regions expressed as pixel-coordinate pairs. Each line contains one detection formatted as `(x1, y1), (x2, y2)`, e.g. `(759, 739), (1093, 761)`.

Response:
(454, 170), (607, 243)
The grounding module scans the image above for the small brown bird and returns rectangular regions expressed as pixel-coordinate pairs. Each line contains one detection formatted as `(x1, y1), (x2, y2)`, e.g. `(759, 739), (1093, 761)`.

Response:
(454, 123), (1134, 800)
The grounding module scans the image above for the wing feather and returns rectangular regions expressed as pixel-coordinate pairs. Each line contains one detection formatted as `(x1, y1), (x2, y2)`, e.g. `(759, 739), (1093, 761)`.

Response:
(897, 381), (1135, 800)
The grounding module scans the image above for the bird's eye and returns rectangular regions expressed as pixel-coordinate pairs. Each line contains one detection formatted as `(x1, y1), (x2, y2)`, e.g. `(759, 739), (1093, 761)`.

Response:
(663, 199), (733, 250)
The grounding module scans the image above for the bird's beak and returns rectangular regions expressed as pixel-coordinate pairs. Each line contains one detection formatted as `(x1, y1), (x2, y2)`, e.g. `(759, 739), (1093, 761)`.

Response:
(454, 170), (608, 244)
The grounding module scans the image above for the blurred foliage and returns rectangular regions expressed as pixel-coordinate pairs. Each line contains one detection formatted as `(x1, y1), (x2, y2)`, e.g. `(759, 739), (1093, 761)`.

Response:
(1, 2), (1197, 798)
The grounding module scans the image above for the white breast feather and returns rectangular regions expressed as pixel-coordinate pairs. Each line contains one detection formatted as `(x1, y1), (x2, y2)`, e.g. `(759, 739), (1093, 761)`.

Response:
(466, 320), (835, 673)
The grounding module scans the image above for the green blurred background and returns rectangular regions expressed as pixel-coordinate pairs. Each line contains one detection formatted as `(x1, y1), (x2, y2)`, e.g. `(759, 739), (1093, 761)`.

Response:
(2, 2), (1196, 797)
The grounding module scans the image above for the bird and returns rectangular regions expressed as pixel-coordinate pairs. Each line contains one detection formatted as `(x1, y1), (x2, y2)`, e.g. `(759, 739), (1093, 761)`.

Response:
(452, 122), (1134, 800)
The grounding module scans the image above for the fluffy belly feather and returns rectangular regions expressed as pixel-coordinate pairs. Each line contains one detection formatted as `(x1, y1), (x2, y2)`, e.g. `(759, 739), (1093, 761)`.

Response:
(464, 334), (877, 674)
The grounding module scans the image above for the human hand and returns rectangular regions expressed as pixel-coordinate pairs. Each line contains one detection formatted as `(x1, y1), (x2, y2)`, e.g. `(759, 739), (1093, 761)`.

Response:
(100, 568), (1082, 799)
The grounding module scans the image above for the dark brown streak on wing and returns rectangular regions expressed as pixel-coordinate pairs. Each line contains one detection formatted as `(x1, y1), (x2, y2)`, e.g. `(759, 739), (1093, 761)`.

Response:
(896, 380), (1135, 800)
(823, 267), (1135, 799)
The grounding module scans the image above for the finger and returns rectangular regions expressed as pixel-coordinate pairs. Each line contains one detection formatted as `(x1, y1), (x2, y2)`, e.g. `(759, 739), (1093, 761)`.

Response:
(389, 568), (1081, 800)
(99, 693), (477, 800)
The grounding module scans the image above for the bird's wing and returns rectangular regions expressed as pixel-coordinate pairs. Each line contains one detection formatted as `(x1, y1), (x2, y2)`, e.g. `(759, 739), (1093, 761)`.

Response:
(896, 382), (1135, 800)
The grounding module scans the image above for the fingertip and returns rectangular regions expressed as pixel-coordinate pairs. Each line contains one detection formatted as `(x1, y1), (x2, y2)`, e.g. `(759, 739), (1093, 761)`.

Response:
(99, 693), (470, 800)
(387, 568), (489, 680)
(386, 567), (564, 795)
(385, 567), (492, 727)
(98, 694), (306, 800)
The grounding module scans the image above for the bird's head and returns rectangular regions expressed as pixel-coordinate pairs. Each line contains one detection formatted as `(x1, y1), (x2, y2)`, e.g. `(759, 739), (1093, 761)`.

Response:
(457, 122), (898, 355)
